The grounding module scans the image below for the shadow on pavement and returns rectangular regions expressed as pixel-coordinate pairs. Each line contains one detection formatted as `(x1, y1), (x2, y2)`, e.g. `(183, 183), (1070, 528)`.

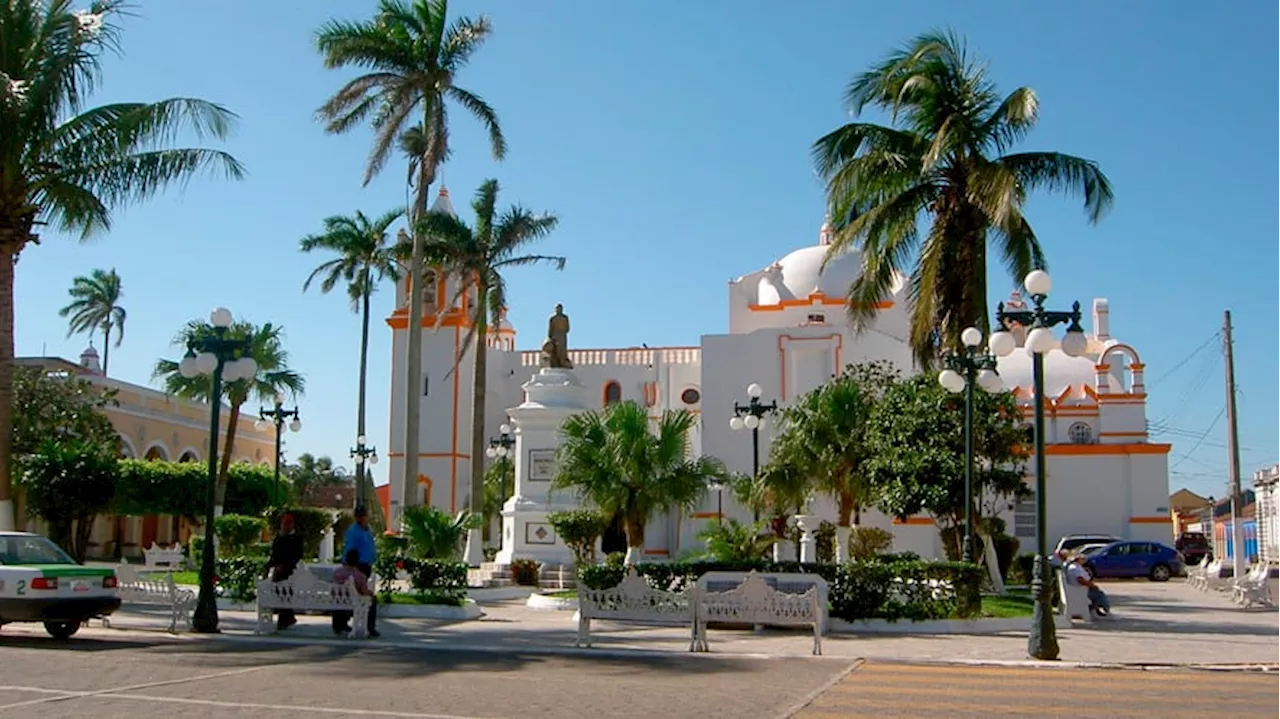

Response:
(0, 634), (156, 653)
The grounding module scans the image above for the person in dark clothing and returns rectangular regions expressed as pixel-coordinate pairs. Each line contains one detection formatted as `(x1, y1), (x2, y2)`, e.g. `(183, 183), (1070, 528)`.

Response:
(265, 512), (304, 630)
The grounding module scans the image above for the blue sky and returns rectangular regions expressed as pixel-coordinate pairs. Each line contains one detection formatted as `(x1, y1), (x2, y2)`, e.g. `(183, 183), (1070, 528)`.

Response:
(14, 1), (1277, 500)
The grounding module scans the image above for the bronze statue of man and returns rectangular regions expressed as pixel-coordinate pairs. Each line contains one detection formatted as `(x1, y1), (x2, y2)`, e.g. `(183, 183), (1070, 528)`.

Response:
(543, 304), (572, 369)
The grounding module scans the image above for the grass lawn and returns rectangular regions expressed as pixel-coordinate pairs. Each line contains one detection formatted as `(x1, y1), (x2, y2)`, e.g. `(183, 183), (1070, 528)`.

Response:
(165, 571), (200, 585)
(542, 589), (578, 599)
(981, 592), (1035, 618)
(386, 593), (464, 607)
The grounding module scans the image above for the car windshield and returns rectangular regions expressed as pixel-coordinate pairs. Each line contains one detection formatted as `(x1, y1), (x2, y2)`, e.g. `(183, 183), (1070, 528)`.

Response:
(0, 535), (77, 565)
(1081, 544), (1109, 555)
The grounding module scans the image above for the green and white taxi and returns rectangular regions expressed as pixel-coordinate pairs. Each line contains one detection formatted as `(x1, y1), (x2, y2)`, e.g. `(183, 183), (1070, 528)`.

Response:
(0, 531), (121, 639)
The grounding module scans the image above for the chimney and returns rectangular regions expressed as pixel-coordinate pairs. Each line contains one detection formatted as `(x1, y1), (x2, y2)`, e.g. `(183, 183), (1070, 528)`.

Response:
(1092, 299), (1110, 341)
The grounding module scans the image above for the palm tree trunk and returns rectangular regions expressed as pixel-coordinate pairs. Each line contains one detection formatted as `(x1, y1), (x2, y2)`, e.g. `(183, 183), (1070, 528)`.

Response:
(623, 513), (646, 566)
(101, 323), (111, 376)
(400, 158), (435, 521)
(356, 287), (371, 507)
(0, 247), (15, 531)
(463, 280), (488, 566)
(214, 403), (241, 514)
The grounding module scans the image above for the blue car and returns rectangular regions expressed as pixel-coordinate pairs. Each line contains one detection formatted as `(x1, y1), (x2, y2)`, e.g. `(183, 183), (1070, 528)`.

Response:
(1083, 541), (1184, 582)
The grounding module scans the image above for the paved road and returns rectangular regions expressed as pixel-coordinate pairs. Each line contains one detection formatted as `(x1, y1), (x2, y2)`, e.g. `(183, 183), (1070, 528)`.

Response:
(793, 661), (1280, 718)
(0, 633), (852, 718)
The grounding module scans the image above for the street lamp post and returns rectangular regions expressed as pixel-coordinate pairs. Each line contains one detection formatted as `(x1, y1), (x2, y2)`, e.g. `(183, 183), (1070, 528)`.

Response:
(485, 423), (515, 508)
(990, 269), (1088, 661)
(707, 477), (726, 524)
(256, 393), (300, 506)
(350, 435), (379, 508)
(938, 327), (1006, 564)
(179, 307), (258, 634)
(729, 383), (778, 521)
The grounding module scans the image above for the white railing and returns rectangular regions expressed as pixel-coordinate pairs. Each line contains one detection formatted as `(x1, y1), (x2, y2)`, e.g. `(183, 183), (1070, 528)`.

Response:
(520, 347), (701, 368)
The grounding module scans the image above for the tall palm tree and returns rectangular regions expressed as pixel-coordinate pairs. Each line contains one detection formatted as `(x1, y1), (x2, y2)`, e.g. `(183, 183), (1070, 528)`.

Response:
(57, 268), (126, 374)
(553, 401), (726, 565)
(153, 320), (304, 514)
(315, 0), (506, 515)
(812, 30), (1113, 365)
(300, 208), (403, 504)
(415, 179), (562, 565)
(0, 0), (243, 530)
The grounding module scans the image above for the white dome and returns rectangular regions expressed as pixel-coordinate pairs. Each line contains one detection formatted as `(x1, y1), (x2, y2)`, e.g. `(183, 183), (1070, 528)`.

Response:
(996, 348), (1120, 399)
(768, 245), (865, 301)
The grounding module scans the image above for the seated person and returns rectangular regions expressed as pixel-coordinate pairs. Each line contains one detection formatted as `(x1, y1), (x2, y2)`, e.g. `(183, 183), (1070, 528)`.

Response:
(1066, 554), (1111, 617)
(331, 549), (378, 637)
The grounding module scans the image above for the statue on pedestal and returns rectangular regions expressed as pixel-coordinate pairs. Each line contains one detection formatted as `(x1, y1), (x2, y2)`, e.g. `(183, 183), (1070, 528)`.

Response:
(540, 304), (573, 369)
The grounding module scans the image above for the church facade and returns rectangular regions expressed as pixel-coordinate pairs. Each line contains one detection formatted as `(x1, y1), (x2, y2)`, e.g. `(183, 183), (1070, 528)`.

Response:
(384, 188), (1173, 561)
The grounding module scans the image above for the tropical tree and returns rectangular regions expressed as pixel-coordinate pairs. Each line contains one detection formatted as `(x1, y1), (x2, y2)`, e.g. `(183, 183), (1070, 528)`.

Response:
(315, 0), (506, 514)
(811, 30), (1113, 365)
(737, 455), (809, 556)
(153, 320), (304, 513)
(415, 179), (562, 564)
(481, 454), (513, 544)
(552, 401), (725, 565)
(299, 207), (403, 499)
(696, 518), (774, 563)
(57, 268), (126, 374)
(285, 452), (349, 498)
(400, 504), (480, 561)
(769, 360), (899, 561)
(0, 0), (243, 530)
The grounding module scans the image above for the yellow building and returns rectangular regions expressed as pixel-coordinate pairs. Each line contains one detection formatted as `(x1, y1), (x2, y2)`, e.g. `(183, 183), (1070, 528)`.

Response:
(16, 348), (277, 557)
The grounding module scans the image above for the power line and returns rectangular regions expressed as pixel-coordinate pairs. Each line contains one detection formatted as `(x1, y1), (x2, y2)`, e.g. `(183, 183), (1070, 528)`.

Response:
(1146, 330), (1222, 389)
(1168, 406), (1227, 472)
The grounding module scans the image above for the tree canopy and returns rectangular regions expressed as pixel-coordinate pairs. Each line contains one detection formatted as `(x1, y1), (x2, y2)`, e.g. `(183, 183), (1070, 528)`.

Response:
(12, 365), (119, 458)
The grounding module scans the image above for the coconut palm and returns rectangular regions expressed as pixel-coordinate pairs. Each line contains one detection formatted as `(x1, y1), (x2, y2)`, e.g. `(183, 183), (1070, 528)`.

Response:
(299, 208), (403, 503)
(769, 361), (898, 561)
(57, 268), (126, 374)
(812, 30), (1113, 365)
(552, 401), (726, 565)
(315, 0), (506, 513)
(153, 320), (304, 513)
(414, 178), (562, 564)
(0, 0), (243, 529)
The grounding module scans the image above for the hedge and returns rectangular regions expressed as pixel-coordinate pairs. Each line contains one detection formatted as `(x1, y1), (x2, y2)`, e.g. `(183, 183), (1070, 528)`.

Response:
(114, 459), (281, 517)
(578, 558), (982, 621)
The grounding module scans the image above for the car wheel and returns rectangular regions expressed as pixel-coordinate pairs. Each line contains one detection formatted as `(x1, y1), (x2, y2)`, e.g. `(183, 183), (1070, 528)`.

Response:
(43, 620), (80, 640)
(1149, 564), (1171, 582)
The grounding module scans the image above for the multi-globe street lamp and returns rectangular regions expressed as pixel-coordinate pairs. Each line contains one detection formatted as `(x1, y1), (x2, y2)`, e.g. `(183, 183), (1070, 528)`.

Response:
(729, 383), (778, 520)
(485, 423), (515, 508)
(178, 307), (259, 634)
(938, 327), (1006, 565)
(990, 269), (1088, 661)
(255, 393), (301, 506)
(350, 435), (378, 508)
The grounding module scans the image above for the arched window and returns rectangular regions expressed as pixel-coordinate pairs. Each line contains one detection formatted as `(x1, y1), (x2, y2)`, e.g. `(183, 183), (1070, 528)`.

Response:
(1067, 422), (1094, 444)
(178, 450), (199, 463)
(603, 381), (622, 406)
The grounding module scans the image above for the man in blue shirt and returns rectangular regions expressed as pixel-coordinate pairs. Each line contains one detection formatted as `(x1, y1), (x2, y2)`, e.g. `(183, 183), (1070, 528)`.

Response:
(338, 505), (379, 637)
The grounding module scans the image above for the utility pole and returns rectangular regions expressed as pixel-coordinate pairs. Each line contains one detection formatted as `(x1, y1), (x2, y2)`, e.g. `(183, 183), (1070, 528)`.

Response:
(1223, 310), (1246, 578)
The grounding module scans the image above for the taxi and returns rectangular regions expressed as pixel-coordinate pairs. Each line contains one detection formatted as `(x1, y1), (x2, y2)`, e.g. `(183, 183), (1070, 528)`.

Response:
(0, 531), (121, 639)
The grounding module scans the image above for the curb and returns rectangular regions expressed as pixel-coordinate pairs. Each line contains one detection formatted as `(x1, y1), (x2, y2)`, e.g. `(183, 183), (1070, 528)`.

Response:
(860, 657), (1280, 672)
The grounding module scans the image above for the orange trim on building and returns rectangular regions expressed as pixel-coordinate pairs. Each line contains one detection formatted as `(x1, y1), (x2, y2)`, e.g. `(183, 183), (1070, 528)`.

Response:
(891, 517), (934, 525)
(416, 474), (433, 506)
(1129, 516), (1172, 524)
(690, 511), (723, 519)
(1043, 443), (1171, 456)
(1098, 432), (1148, 438)
(748, 294), (893, 313)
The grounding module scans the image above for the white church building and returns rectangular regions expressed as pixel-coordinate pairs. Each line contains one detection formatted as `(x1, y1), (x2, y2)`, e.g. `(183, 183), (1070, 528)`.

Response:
(383, 188), (1173, 564)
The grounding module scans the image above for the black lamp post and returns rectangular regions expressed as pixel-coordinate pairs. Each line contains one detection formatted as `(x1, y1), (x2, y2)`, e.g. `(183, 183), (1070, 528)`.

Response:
(178, 307), (257, 634)
(938, 327), (1005, 564)
(256, 393), (300, 506)
(707, 477), (726, 524)
(990, 270), (1088, 661)
(729, 383), (778, 520)
(485, 422), (515, 508)
(350, 435), (378, 508)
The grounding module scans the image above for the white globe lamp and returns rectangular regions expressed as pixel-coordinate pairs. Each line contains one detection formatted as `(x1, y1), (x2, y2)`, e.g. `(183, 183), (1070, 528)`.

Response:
(486, 446), (497, 459)
(729, 416), (745, 431)
(1025, 327), (1057, 354)
(288, 418), (301, 433)
(938, 369), (966, 393)
(1060, 329), (1088, 357)
(743, 414), (760, 430)
(179, 353), (200, 378)
(746, 383), (763, 399)
(194, 352), (217, 375)
(210, 307), (234, 328)
(961, 327), (983, 347)
(369, 453), (379, 465)
(1023, 270), (1052, 297)
(977, 369), (1004, 393)
(989, 330), (1017, 357)
(499, 423), (511, 435)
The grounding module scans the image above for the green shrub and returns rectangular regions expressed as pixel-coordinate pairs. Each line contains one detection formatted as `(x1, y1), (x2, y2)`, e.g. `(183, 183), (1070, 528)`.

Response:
(1008, 554), (1035, 585)
(215, 556), (264, 603)
(816, 521), (837, 564)
(509, 558), (541, 586)
(215, 515), (267, 555)
(263, 506), (331, 560)
(604, 551), (626, 568)
(547, 509), (607, 566)
(407, 560), (468, 605)
(697, 519), (774, 563)
(190, 533), (268, 561)
(848, 526), (894, 560)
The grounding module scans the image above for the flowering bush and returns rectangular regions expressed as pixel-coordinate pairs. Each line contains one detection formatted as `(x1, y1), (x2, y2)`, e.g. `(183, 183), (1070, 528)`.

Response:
(509, 558), (541, 586)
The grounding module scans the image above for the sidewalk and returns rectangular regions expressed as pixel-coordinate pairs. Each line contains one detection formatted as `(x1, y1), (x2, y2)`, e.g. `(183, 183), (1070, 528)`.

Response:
(21, 577), (1278, 668)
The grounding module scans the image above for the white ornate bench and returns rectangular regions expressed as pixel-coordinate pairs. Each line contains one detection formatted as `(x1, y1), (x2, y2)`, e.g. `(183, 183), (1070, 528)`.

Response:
(109, 563), (196, 633)
(143, 542), (185, 570)
(575, 568), (694, 649)
(255, 568), (372, 639)
(693, 571), (825, 655)
(1057, 569), (1093, 622)
(696, 571), (830, 634)
(1231, 563), (1275, 608)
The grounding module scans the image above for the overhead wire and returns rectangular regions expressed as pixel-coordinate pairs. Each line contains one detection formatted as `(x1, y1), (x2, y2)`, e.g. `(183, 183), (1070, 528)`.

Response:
(1168, 406), (1227, 472)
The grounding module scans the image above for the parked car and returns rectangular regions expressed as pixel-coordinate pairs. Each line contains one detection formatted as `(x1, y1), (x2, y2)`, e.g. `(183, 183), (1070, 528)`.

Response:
(1175, 532), (1211, 565)
(1055, 534), (1122, 554)
(1082, 540), (1184, 582)
(0, 531), (121, 639)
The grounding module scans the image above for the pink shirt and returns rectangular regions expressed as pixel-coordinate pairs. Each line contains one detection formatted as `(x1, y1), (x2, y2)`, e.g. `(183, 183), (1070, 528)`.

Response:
(333, 565), (372, 596)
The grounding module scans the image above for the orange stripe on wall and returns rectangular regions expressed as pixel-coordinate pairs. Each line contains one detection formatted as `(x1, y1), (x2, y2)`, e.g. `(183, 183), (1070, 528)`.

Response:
(1129, 516), (1173, 524)
(1044, 443), (1172, 456)
(690, 512), (723, 519)
(891, 517), (934, 525)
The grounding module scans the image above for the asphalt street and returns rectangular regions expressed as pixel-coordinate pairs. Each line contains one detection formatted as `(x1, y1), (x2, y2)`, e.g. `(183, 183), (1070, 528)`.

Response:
(0, 632), (852, 718)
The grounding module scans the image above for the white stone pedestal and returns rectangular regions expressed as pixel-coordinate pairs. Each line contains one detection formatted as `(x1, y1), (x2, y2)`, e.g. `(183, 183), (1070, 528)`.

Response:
(494, 368), (587, 567)
(795, 515), (818, 564)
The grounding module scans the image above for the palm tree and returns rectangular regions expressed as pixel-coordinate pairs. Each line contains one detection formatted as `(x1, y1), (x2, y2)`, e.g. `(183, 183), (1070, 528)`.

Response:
(811, 30), (1113, 365)
(153, 320), (304, 513)
(415, 179), (562, 564)
(769, 361), (898, 561)
(0, 0), (243, 530)
(300, 208), (403, 503)
(481, 455), (513, 544)
(315, 0), (506, 515)
(57, 268), (126, 374)
(552, 401), (726, 565)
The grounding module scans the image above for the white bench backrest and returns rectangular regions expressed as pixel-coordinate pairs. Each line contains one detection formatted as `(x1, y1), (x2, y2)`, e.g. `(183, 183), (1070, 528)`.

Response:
(1058, 569), (1091, 620)
(143, 542), (184, 568)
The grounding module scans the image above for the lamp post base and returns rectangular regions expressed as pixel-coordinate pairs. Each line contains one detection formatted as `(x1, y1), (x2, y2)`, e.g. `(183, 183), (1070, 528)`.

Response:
(191, 590), (221, 634)
(1026, 554), (1059, 660)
